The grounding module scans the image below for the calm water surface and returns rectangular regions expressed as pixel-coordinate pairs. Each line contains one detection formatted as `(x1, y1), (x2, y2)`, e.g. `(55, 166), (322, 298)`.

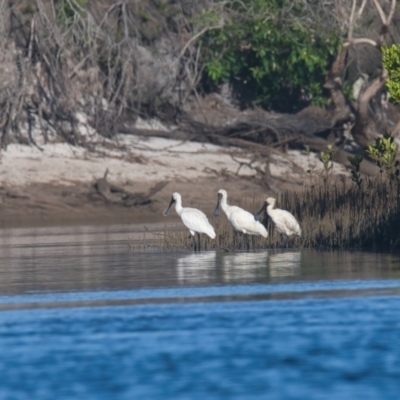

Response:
(0, 224), (399, 399)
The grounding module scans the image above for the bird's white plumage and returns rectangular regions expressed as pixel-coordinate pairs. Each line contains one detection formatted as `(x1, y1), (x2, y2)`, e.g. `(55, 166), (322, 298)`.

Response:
(215, 189), (268, 238)
(164, 192), (216, 239)
(266, 197), (301, 237)
(180, 207), (216, 238)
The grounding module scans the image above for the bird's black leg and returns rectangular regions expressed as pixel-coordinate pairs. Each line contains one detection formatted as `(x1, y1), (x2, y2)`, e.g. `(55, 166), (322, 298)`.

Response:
(239, 232), (243, 250)
(234, 231), (240, 250)
(245, 234), (250, 251)
(197, 233), (201, 252)
(240, 232), (247, 251)
(191, 235), (197, 252)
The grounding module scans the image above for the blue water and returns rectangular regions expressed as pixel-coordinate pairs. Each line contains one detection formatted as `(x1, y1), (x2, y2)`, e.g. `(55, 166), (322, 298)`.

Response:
(0, 224), (400, 399)
(1, 297), (399, 399)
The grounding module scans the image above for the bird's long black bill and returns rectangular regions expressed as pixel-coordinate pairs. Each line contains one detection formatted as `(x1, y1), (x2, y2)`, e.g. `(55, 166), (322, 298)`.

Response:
(254, 202), (267, 221)
(163, 197), (175, 216)
(214, 195), (221, 216)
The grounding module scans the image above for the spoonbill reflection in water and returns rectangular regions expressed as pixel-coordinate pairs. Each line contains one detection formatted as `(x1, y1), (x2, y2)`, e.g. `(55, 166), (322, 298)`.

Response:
(176, 252), (217, 284)
(254, 197), (301, 247)
(163, 192), (216, 251)
(214, 189), (268, 249)
(222, 251), (269, 283)
(269, 252), (301, 279)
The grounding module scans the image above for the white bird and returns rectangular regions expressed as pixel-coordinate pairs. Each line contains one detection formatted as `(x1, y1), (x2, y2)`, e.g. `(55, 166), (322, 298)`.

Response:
(254, 197), (301, 246)
(163, 192), (216, 251)
(214, 189), (268, 249)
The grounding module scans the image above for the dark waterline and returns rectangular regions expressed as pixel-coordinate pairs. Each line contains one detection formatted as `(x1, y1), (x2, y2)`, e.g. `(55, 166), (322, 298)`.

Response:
(0, 224), (399, 399)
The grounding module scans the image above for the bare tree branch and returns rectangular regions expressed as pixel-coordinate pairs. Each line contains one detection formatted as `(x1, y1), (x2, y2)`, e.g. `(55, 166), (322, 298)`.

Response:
(344, 37), (378, 47)
(347, 0), (357, 41)
(176, 20), (224, 63)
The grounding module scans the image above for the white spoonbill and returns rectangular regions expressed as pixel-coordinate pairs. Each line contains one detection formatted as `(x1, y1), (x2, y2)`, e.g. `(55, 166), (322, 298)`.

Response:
(214, 189), (268, 249)
(163, 192), (216, 251)
(254, 197), (301, 246)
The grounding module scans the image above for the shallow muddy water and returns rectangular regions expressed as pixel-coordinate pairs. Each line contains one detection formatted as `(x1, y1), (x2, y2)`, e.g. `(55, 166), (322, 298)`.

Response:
(0, 224), (399, 399)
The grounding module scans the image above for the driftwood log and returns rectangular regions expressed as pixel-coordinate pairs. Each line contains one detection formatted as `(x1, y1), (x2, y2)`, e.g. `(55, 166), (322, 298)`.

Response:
(95, 170), (168, 207)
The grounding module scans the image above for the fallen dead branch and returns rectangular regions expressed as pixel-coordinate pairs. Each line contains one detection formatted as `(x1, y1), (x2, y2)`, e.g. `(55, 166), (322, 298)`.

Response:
(118, 116), (379, 177)
(95, 170), (168, 207)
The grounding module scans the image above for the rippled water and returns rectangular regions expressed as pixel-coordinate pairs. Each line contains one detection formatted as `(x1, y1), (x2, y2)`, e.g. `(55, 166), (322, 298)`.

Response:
(0, 224), (399, 399)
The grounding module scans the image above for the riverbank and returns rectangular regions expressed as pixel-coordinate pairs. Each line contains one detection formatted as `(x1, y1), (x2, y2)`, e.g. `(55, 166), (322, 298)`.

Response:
(0, 131), (348, 229)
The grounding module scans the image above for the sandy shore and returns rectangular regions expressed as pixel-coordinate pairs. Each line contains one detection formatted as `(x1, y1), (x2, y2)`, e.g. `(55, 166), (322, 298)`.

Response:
(0, 132), (347, 228)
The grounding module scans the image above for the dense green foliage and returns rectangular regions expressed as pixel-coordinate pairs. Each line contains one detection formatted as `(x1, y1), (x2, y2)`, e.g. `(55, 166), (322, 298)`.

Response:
(198, 0), (341, 111)
(382, 44), (400, 104)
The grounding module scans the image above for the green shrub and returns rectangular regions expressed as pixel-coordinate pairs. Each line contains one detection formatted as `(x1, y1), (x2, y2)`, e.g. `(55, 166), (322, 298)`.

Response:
(319, 144), (335, 185)
(366, 133), (399, 181)
(198, 0), (340, 111)
(348, 154), (363, 187)
(382, 44), (400, 104)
